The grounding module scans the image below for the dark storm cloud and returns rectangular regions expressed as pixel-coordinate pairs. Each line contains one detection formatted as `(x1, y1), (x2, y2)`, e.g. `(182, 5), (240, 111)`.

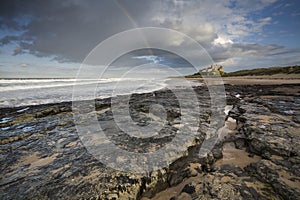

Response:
(0, 0), (156, 62)
(12, 46), (22, 55)
(0, 35), (20, 45)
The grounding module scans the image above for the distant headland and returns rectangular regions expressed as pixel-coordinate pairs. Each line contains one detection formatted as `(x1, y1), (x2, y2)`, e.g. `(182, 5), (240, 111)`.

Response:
(185, 65), (300, 78)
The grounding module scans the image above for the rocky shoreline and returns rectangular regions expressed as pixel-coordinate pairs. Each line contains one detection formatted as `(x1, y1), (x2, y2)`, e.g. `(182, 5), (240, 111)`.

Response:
(0, 84), (300, 199)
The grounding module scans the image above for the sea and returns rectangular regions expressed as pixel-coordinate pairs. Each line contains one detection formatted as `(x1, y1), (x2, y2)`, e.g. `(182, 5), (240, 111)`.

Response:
(0, 78), (170, 108)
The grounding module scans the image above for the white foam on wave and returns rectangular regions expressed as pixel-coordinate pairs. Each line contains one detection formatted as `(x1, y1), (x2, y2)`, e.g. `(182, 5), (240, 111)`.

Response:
(0, 78), (169, 108)
(0, 79), (112, 92)
(0, 78), (161, 92)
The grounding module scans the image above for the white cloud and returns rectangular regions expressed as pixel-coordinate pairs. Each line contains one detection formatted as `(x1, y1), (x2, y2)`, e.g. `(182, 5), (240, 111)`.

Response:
(151, 0), (276, 44)
(213, 36), (233, 45)
(146, 0), (300, 71)
(133, 55), (163, 64)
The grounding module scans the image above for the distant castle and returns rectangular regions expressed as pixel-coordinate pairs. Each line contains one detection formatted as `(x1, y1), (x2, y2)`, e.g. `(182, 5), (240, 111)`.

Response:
(199, 64), (224, 75)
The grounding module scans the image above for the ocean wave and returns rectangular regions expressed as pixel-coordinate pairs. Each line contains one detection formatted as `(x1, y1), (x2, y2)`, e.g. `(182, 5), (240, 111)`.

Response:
(0, 78), (169, 108)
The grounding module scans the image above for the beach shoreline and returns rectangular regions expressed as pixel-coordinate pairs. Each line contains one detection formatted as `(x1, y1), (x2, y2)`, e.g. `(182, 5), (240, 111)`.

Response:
(186, 73), (300, 85)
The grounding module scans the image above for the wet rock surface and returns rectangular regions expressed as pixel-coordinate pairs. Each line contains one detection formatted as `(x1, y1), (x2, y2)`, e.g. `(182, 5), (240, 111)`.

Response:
(1, 84), (300, 199)
(0, 85), (215, 200)
(141, 84), (300, 200)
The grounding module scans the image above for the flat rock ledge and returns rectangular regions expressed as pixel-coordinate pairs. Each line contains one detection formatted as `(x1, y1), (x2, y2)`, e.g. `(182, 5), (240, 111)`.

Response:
(1, 84), (300, 200)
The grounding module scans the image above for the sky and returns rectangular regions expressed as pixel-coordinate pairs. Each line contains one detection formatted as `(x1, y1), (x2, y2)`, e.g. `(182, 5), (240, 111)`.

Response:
(0, 0), (300, 78)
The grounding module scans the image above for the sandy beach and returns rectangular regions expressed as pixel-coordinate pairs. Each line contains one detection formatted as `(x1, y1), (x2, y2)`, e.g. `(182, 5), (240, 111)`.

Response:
(187, 73), (300, 85)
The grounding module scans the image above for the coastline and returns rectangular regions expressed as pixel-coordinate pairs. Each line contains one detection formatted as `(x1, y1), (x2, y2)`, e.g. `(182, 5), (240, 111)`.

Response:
(1, 80), (300, 199)
(186, 73), (300, 85)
